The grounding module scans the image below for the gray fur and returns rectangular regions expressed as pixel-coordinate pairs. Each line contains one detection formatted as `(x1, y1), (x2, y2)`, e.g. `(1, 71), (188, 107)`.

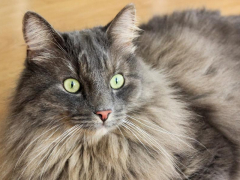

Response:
(0, 4), (240, 180)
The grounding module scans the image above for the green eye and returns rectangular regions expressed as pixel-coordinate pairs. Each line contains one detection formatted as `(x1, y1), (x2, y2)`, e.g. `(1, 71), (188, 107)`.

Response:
(63, 78), (80, 93)
(110, 74), (124, 89)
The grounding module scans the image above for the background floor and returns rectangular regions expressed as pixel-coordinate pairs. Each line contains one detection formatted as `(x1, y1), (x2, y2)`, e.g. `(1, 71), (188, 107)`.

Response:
(1, 0), (240, 126)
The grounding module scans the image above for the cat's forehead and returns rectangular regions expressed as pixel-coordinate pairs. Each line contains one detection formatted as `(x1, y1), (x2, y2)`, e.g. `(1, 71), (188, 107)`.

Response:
(64, 28), (113, 72)
(66, 28), (108, 57)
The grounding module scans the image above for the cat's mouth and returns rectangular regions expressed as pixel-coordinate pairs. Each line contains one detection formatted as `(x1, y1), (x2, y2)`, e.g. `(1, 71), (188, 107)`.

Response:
(78, 120), (121, 131)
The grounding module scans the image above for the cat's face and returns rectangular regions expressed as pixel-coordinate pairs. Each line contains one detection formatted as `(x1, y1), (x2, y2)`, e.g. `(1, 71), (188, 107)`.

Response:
(17, 5), (141, 139)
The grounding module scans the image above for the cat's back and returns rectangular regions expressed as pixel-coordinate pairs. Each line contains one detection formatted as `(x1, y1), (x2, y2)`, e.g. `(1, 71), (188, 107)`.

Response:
(137, 9), (240, 154)
(138, 9), (240, 69)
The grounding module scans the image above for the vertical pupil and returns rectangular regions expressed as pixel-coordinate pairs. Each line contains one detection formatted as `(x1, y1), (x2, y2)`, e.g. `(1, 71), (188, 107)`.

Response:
(115, 77), (118, 84)
(71, 81), (74, 88)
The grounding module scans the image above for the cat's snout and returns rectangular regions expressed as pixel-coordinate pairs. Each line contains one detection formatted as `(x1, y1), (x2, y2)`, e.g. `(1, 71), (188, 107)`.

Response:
(95, 110), (112, 122)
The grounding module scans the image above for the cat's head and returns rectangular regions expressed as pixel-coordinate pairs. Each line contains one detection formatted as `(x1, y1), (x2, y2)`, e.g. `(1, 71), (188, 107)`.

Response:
(15, 4), (143, 140)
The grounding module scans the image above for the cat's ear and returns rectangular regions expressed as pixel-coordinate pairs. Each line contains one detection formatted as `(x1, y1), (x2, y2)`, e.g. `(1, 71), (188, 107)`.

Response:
(23, 11), (64, 51)
(106, 4), (141, 53)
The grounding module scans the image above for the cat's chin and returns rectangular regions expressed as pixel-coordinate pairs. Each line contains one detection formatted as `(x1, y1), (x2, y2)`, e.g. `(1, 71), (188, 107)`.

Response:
(74, 119), (123, 144)
(94, 126), (108, 138)
(84, 126), (109, 145)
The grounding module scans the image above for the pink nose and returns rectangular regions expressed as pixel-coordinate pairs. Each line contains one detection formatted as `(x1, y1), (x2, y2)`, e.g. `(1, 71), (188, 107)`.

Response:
(95, 110), (112, 122)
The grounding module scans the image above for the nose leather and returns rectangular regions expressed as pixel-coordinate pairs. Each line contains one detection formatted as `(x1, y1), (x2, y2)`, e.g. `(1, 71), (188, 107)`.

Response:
(95, 110), (112, 122)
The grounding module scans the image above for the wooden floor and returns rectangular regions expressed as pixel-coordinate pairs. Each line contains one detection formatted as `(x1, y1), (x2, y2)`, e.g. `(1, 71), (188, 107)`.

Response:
(1, 0), (240, 126)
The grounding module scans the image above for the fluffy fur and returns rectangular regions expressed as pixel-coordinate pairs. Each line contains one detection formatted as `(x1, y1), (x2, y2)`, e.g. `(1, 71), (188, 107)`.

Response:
(0, 4), (240, 180)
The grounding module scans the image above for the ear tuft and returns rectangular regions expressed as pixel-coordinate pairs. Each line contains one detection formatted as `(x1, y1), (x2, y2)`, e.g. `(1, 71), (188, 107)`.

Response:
(107, 4), (141, 53)
(23, 11), (62, 51)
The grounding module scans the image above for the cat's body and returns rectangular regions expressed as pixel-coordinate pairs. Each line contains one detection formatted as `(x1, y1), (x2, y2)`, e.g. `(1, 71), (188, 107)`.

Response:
(1, 5), (240, 180)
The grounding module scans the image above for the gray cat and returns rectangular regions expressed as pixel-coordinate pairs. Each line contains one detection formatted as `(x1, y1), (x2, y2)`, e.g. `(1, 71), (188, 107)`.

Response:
(1, 3), (240, 180)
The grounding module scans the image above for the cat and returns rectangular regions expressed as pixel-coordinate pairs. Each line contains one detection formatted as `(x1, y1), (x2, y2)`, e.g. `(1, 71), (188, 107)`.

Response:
(1, 3), (240, 180)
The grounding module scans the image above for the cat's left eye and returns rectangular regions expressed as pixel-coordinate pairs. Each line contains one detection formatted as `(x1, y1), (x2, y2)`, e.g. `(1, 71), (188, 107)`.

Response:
(63, 78), (80, 93)
(110, 74), (125, 89)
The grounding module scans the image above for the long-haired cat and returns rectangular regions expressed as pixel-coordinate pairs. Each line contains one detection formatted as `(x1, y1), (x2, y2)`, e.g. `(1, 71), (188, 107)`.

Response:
(1, 4), (240, 180)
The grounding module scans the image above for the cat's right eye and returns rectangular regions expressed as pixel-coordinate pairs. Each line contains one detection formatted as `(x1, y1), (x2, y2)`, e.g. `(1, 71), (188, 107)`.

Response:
(63, 78), (80, 93)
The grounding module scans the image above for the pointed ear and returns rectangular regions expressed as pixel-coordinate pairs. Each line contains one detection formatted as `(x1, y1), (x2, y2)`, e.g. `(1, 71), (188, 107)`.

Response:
(106, 4), (141, 53)
(23, 11), (63, 51)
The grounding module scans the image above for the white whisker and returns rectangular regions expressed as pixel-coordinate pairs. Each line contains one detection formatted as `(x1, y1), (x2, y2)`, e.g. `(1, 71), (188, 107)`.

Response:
(116, 126), (125, 140)
(127, 115), (195, 150)
(39, 125), (82, 179)
(14, 124), (62, 170)
(127, 114), (210, 154)
(29, 126), (78, 180)
(125, 120), (188, 180)
(18, 126), (76, 180)
(121, 123), (153, 155)
(122, 120), (178, 179)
